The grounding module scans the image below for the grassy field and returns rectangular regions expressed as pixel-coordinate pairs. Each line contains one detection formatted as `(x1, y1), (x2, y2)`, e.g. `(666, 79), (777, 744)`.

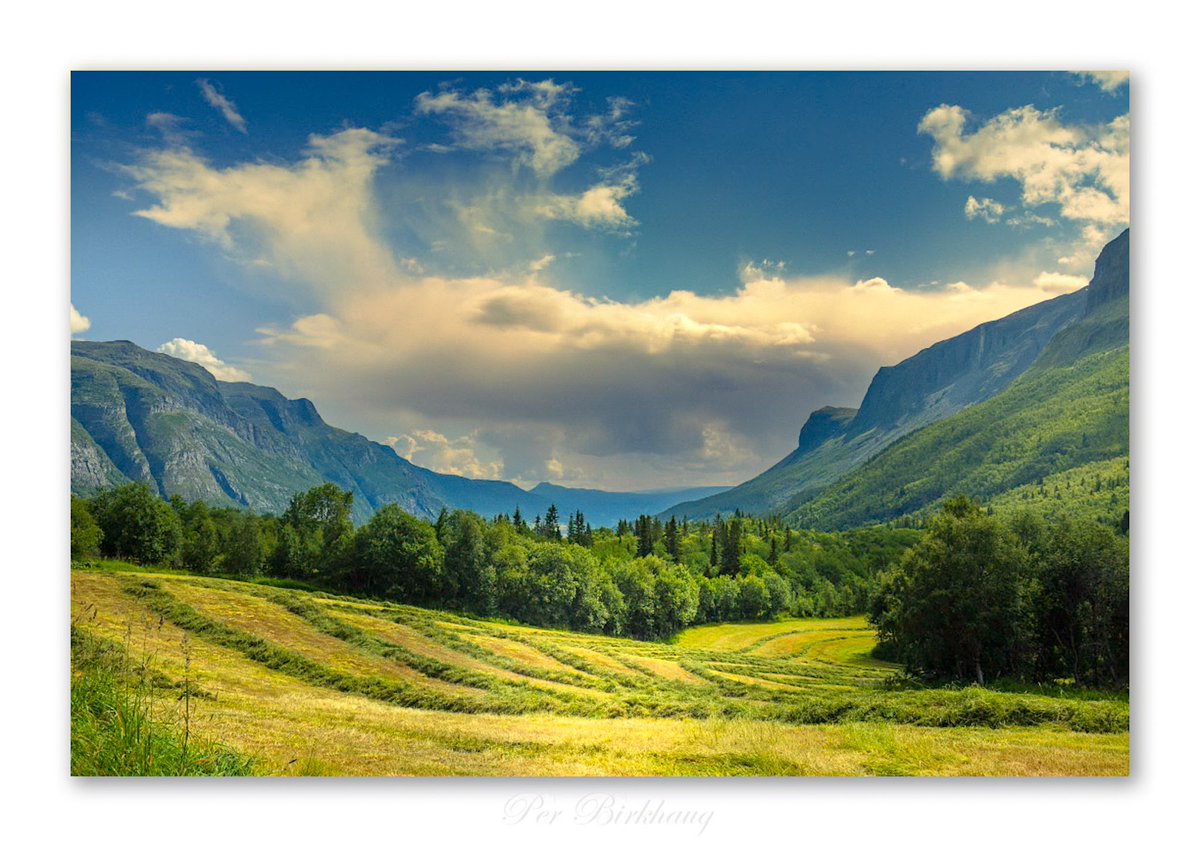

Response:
(70, 568), (1129, 776)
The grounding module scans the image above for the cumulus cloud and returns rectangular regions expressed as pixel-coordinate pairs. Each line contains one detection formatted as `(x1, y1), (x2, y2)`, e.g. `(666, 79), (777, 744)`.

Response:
(121, 128), (402, 296)
(414, 82), (645, 241)
(197, 79), (248, 133)
(1075, 71), (1130, 93)
(919, 104), (1129, 228)
(533, 181), (637, 230)
(964, 195), (1005, 224)
(252, 264), (1083, 486)
(70, 303), (91, 336)
(385, 430), (503, 479)
(415, 80), (582, 178)
(156, 338), (252, 382)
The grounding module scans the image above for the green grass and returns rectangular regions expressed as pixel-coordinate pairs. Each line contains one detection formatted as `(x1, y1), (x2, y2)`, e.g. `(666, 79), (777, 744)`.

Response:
(70, 627), (254, 776)
(71, 570), (1128, 776)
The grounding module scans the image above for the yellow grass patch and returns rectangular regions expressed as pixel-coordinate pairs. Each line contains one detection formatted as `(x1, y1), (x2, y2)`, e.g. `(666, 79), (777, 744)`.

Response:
(162, 581), (485, 700)
(461, 633), (586, 676)
(326, 608), (606, 699)
(620, 655), (708, 685)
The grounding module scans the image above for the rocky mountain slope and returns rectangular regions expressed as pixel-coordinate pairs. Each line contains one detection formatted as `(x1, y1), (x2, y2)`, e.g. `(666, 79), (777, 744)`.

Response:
(71, 341), (724, 524)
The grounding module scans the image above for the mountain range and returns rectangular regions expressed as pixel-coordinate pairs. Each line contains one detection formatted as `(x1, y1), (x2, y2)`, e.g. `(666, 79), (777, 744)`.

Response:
(72, 229), (1128, 531)
(70, 341), (724, 525)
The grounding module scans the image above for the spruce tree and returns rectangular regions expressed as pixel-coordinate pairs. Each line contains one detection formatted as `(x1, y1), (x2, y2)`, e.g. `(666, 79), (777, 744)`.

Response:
(543, 504), (561, 540)
(665, 516), (681, 564)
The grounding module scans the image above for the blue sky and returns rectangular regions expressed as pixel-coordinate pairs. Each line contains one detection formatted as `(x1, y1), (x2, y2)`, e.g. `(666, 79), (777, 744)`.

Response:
(71, 71), (1129, 489)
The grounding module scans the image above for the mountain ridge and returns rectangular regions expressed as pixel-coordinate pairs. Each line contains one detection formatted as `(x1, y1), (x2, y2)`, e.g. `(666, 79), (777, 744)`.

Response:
(70, 341), (726, 525)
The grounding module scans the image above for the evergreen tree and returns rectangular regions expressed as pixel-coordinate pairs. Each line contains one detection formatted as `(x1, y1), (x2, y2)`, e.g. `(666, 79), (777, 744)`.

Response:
(543, 504), (561, 540)
(665, 516), (681, 564)
(635, 515), (654, 558)
(720, 518), (742, 576)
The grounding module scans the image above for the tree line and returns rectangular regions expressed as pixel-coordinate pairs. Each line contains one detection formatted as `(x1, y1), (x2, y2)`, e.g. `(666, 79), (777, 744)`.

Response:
(70, 482), (920, 640)
(870, 497), (1129, 688)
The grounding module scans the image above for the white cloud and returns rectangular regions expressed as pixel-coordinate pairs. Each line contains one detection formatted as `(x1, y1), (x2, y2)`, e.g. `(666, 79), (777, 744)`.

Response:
(156, 338), (252, 382)
(197, 79), (248, 133)
(385, 430), (503, 479)
(919, 104), (1129, 227)
(415, 80), (581, 178)
(121, 128), (402, 296)
(146, 112), (195, 145)
(412, 82), (645, 241)
(533, 180), (636, 229)
(1074, 71), (1130, 93)
(1006, 211), (1056, 229)
(70, 303), (91, 336)
(964, 195), (1005, 224)
(528, 254), (556, 274)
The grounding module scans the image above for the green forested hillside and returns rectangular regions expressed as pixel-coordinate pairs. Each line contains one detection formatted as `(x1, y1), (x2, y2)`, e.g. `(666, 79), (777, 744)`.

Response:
(987, 456), (1129, 528)
(786, 346), (1128, 530)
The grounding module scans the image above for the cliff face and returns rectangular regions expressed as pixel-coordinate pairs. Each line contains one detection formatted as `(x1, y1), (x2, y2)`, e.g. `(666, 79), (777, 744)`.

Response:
(847, 287), (1086, 438)
(1086, 228), (1130, 314)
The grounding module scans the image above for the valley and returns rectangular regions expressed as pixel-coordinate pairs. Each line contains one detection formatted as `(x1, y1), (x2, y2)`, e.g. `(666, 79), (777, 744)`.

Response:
(71, 566), (1128, 776)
